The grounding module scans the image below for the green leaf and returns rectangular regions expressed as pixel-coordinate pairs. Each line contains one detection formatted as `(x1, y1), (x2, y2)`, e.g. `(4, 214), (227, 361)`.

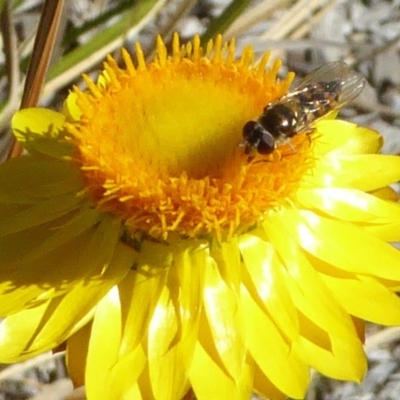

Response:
(48, 0), (165, 81)
(200, 0), (252, 45)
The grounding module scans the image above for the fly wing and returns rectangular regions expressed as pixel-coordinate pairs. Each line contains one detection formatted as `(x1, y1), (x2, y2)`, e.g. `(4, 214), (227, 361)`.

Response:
(261, 61), (366, 138)
(290, 61), (366, 108)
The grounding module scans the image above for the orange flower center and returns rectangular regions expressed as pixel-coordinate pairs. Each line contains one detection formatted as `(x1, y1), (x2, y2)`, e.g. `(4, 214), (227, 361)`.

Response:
(66, 34), (311, 241)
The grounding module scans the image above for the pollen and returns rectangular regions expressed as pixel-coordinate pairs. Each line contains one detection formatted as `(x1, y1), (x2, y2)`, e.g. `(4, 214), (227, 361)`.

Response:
(65, 33), (308, 241)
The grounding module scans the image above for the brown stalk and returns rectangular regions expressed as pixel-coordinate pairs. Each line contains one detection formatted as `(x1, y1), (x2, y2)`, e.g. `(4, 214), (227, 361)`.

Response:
(7, 0), (65, 159)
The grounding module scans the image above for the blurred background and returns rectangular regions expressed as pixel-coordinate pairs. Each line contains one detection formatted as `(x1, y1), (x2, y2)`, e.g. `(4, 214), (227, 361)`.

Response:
(1, 0), (400, 399)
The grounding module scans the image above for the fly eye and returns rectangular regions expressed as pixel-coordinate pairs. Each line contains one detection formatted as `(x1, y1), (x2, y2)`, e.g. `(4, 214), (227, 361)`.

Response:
(242, 121), (259, 141)
(257, 131), (275, 154)
(241, 120), (275, 155)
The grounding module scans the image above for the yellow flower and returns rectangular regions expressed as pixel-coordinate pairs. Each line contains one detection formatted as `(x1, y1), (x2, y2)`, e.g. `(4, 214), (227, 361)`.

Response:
(2, 33), (400, 400)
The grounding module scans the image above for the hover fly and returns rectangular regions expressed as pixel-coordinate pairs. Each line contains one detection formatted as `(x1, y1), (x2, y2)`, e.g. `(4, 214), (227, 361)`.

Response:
(240, 61), (366, 156)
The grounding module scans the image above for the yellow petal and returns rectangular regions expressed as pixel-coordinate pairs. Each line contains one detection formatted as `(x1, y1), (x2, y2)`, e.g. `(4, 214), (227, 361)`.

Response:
(252, 361), (287, 400)
(189, 342), (253, 400)
(365, 222), (400, 241)
(86, 286), (121, 398)
(33, 240), (133, 343)
(371, 186), (400, 201)
(210, 238), (242, 292)
(319, 272), (400, 325)
(66, 322), (91, 387)
(262, 214), (359, 340)
(121, 384), (143, 400)
(1, 207), (101, 266)
(239, 233), (299, 341)
(0, 193), (89, 238)
(146, 285), (192, 400)
(296, 328), (366, 381)
(277, 208), (400, 280)
(63, 91), (82, 121)
(12, 108), (73, 157)
(313, 121), (383, 156)
(0, 214), (124, 315)
(241, 286), (309, 399)
(309, 154), (400, 191)
(108, 348), (148, 399)
(199, 250), (246, 381)
(117, 269), (165, 356)
(296, 187), (400, 241)
(86, 287), (147, 400)
(146, 243), (206, 400)
(0, 240), (135, 362)
(0, 157), (83, 205)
